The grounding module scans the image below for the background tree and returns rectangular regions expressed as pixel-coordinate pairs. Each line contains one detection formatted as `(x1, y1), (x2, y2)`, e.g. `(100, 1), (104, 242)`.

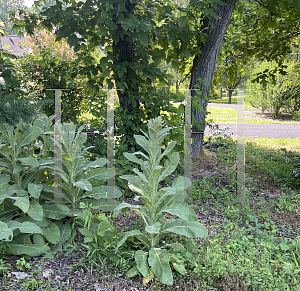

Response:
(0, 0), (29, 34)
(188, 0), (300, 157)
(14, 28), (102, 125)
(10, 0), (219, 157)
(10, 0), (300, 161)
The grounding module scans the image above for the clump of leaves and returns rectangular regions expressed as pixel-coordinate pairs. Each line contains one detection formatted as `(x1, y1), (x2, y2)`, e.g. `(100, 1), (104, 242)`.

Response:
(113, 116), (208, 286)
(291, 158), (300, 178)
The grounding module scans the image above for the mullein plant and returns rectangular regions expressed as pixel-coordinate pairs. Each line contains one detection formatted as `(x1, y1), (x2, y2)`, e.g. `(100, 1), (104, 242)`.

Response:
(114, 116), (208, 285)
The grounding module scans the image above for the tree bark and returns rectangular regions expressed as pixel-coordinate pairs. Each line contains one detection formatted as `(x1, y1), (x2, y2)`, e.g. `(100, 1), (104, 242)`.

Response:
(228, 88), (233, 104)
(189, 0), (238, 158)
(112, 0), (138, 110)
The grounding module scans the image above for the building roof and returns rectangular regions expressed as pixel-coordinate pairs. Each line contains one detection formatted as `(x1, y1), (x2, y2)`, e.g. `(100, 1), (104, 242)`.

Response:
(1, 35), (32, 56)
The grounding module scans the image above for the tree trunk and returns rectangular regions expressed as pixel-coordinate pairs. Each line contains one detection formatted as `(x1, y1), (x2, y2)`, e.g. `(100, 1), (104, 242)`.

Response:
(220, 88), (223, 99)
(112, 0), (138, 110)
(176, 69), (180, 92)
(176, 81), (179, 92)
(189, 0), (238, 158)
(228, 88), (233, 104)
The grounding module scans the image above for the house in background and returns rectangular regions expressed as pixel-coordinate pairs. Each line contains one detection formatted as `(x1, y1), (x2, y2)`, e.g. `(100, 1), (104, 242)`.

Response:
(1, 35), (32, 56)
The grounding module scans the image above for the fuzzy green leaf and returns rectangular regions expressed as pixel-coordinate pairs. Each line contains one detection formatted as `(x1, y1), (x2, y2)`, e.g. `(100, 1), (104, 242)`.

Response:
(28, 183), (43, 199)
(18, 157), (39, 167)
(126, 265), (139, 278)
(145, 222), (161, 234)
(27, 199), (43, 221)
(42, 222), (60, 244)
(86, 168), (107, 181)
(6, 221), (43, 234)
(113, 203), (143, 218)
(0, 221), (13, 241)
(72, 179), (92, 191)
(18, 126), (43, 148)
(0, 174), (10, 184)
(172, 261), (186, 275)
(60, 221), (72, 244)
(148, 248), (173, 285)
(158, 152), (179, 182)
(135, 250), (152, 279)
(11, 196), (30, 213)
(115, 230), (143, 253)
(158, 202), (197, 221)
(162, 219), (208, 238)
(43, 204), (70, 220)
(82, 158), (107, 170)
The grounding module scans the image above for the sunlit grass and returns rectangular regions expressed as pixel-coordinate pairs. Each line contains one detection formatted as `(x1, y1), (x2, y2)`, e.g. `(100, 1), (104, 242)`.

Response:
(206, 136), (300, 154)
(209, 95), (240, 104)
(207, 106), (300, 124)
(244, 137), (300, 154)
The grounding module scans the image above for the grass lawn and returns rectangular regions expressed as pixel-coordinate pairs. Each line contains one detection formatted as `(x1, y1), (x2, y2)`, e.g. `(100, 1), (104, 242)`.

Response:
(209, 94), (245, 105)
(206, 106), (300, 124)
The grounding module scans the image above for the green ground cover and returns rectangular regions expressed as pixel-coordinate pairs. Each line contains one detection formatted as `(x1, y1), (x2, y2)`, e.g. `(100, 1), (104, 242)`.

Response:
(1, 106), (300, 291)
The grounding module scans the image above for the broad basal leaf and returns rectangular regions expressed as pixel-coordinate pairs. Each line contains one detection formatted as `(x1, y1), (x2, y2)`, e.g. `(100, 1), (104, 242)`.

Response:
(0, 221), (13, 241)
(11, 196), (30, 213)
(7, 235), (50, 257)
(0, 174), (10, 184)
(42, 222), (60, 244)
(148, 248), (173, 286)
(43, 204), (70, 220)
(60, 221), (72, 244)
(6, 221), (43, 235)
(28, 183), (43, 199)
(27, 199), (43, 221)
(126, 265), (139, 278)
(135, 250), (152, 279)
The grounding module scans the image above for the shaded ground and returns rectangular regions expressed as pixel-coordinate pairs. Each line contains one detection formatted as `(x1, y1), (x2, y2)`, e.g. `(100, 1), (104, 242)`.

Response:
(1, 145), (299, 290)
(1, 106), (299, 290)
